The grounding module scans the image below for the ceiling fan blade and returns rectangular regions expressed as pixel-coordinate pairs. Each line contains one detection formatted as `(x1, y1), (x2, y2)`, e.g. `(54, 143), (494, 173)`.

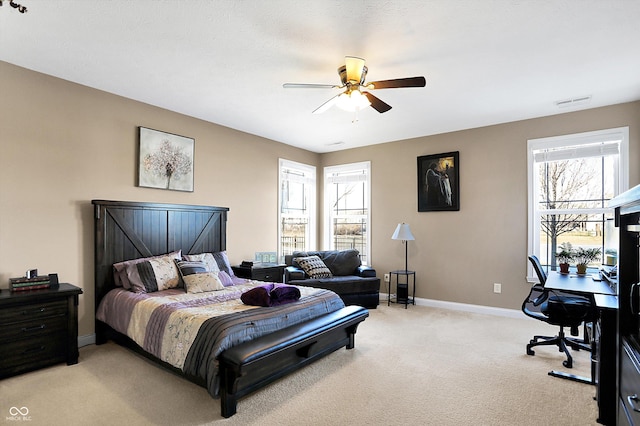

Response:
(364, 92), (392, 113)
(344, 56), (366, 83)
(283, 83), (339, 89)
(367, 76), (426, 89)
(312, 94), (341, 114)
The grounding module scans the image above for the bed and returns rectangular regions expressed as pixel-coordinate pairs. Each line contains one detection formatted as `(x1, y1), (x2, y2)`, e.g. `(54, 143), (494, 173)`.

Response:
(92, 199), (369, 418)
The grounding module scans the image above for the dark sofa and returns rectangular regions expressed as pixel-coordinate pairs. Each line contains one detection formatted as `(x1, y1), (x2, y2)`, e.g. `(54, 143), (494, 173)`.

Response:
(284, 249), (380, 309)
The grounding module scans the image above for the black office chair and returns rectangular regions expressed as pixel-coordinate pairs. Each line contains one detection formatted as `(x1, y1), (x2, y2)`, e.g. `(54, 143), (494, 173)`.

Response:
(522, 255), (593, 368)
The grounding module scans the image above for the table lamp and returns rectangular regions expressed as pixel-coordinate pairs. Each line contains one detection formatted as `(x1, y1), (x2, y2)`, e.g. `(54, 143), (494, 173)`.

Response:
(392, 223), (415, 272)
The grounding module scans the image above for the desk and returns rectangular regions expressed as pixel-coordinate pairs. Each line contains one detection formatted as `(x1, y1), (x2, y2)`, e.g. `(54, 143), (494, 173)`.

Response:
(543, 272), (618, 423)
(544, 272), (615, 296)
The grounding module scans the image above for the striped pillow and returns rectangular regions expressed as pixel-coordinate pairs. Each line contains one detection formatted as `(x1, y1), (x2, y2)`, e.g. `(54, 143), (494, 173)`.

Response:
(176, 260), (224, 293)
(127, 253), (182, 293)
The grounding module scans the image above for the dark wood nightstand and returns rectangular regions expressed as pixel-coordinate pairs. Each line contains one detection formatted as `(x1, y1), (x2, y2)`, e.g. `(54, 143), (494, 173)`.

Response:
(0, 283), (82, 378)
(232, 264), (285, 283)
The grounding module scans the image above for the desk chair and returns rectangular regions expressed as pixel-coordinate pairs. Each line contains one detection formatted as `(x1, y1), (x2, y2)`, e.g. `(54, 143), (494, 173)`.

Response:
(523, 255), (593, 368)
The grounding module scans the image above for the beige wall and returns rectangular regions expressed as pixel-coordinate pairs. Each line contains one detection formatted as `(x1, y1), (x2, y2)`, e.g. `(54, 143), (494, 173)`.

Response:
(323, 102), (640, 309)
(1, 60), (638, 338)
(0, 62), (318, 336)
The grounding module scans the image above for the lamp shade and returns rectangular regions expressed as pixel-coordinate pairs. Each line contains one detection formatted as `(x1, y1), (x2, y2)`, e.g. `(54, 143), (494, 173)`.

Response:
(391, 223), (415, 241)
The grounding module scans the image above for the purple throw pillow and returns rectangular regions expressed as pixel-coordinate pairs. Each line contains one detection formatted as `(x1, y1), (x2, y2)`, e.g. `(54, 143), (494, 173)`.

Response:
(218, 270), (235, 287)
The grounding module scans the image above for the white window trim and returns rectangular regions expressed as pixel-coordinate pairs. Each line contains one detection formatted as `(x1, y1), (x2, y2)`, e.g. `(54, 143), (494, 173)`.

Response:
(323, 161), (371, 264)
(278, 158), (316, 257)
(526, 127), (629, 282)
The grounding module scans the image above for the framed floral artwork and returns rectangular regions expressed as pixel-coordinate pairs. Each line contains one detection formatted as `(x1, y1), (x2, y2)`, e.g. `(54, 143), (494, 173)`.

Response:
(138, 127), (194, 192)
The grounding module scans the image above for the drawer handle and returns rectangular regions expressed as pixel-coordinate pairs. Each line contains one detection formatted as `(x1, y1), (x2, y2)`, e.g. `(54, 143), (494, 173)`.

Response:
(21, 324), (46, 333)
(22, 345), (46, 355)
(21, 307), (46, 315)
(628, 394), (640, 412)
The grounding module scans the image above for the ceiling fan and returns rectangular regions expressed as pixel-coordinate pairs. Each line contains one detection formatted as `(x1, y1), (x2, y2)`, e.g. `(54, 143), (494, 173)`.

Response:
(283, 56), (426, 114)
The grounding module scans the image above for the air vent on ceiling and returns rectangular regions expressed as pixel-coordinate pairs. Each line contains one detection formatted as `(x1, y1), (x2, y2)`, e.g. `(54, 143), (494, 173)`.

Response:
(555, 95), (592, 109)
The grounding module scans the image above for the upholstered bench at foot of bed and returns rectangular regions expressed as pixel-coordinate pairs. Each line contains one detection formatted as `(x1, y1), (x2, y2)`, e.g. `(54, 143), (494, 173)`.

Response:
(218, 305), (369, 418)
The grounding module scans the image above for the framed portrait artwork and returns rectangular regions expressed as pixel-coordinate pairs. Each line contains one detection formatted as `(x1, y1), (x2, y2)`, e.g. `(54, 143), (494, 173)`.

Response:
(138, 127), (194, 192)
(417, 151), (459, 212)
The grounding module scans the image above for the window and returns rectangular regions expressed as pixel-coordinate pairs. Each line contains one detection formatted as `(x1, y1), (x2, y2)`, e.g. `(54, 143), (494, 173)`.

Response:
(324, 162), (371, 265)
(278, 159), (316, 262)
(527, 127), (628, 281)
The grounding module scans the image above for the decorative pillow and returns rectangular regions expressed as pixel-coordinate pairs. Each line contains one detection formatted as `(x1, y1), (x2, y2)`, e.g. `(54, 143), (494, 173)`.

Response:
(181, 253), (220, 274)
(176, 260), (224, 293)
(212, 251), (235, 276)
(113, 250), (181, 290)
(217, 270), (235, 287)
(183, 251), (235, 276)
(126, 252), (182, 293)
(294, 255), (333, 279)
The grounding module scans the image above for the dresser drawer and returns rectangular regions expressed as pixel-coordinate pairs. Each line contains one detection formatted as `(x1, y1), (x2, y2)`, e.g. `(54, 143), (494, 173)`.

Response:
(0, 333), (67, 377)
(0, 313), (67, 341)
(251, 268), (283, 282)
(620, 341), (640, 426)
(0, 299), (68, 323)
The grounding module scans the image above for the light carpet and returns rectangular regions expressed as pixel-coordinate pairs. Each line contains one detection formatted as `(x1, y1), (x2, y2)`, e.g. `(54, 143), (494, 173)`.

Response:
(0, 304), (599, 425)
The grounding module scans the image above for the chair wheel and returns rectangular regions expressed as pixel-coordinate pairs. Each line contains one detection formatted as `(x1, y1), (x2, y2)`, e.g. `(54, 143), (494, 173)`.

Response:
(563, 360), (572, 368)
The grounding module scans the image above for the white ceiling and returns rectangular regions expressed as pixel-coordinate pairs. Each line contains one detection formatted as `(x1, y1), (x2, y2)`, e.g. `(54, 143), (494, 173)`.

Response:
(1, 1), (639, 153)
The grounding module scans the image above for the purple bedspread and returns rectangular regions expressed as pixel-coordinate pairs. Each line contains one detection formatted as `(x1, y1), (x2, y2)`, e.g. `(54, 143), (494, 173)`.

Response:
(96, 281), (345, 397)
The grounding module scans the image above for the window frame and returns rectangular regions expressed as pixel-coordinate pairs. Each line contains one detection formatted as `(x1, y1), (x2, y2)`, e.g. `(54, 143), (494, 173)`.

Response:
(323, 161), (371, 265)
(527, 127), (629, 282)
(278, 159), (316, 262)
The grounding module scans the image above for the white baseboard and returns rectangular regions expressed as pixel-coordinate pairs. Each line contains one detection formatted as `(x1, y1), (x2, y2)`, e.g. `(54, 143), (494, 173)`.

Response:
(78, 333), (95, 347)
(380, 293), (526, 319)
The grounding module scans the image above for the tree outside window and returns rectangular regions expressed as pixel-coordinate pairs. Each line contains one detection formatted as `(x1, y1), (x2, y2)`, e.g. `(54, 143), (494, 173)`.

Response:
(528, 127), (628, 280)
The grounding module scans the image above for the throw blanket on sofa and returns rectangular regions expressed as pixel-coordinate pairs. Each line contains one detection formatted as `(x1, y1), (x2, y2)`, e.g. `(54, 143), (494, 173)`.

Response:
(96, 282), (345, 397)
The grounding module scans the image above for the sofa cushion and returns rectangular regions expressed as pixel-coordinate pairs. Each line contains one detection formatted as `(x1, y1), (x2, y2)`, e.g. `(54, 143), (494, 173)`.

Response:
(289, 275), (380, 294)
(295, 255), (333, 279)
(291, 249), (361, 276)
(326, 249), (361, 276)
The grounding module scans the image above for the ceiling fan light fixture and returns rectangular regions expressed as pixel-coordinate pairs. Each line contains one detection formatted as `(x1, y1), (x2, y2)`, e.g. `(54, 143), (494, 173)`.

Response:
(336, 90), (371, 112)
(344, 56), (366, 84)
(283, 56), (425, 114)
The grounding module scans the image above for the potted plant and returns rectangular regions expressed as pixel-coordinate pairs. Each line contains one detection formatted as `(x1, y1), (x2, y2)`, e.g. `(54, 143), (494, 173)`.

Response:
(555, 242), (575, 274)
(574, 247), (602, 275)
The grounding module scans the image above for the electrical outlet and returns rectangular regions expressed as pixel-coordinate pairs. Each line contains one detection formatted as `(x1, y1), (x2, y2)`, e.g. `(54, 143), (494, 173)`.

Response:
(493, 283), (502, 293)
(384, 273), (390, 282)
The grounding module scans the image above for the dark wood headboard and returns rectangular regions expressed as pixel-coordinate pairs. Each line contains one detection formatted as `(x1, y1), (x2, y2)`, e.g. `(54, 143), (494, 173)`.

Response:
(92, 200), (229, 309)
